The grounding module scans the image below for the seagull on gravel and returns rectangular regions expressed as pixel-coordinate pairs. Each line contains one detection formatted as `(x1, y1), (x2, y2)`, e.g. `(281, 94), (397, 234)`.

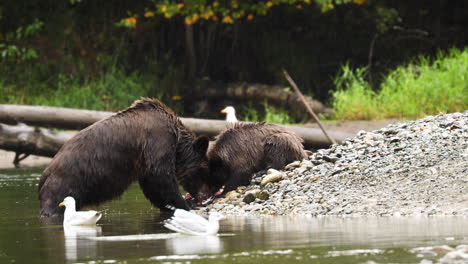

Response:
(164, 209), (224, 236)
(221, 106), (238, 123)
(59, 196), (102, 226)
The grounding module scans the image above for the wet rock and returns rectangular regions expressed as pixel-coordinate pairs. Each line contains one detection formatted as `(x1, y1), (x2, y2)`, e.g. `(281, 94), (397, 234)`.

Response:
(225, 191), (240, 200)
(285, 161), (301, 170)
(257, 191), (270, 200)
(236, 186), (247, 193)
(322, 155), (338, 163)
(261, 170), (285, 186)
(243, 192), (256, 204)
(212, 203), (224, 210)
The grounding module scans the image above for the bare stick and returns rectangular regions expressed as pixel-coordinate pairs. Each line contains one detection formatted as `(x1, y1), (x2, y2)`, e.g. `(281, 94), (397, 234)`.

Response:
(282, 69), (337, 145)
(13, 152), (30, 168)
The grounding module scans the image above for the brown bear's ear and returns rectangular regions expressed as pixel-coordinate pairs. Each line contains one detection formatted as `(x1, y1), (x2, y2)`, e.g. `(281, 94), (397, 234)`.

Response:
(194, 135), (209, 154)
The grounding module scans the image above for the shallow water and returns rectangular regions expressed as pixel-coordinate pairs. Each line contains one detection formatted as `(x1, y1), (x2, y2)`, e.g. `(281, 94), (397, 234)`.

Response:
(0, 168), (467, 264)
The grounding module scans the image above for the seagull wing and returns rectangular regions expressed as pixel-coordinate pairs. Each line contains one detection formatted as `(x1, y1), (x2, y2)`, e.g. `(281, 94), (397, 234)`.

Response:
(164, 218), (206, 235)
(172, 216), (209, 233)
(67, 210), (102, 225)
(164, 210), (211, 235)
(173, 209), (209, 224)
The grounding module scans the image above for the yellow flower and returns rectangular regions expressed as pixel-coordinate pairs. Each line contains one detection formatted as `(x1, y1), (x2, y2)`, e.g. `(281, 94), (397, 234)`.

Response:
(177, 3), (184, 9)
(296, 4), (303, 10)
(202, 11), (213, 20)
(231, 0), (238, 9)
(160, 5), (167, 13)
(266, 1), (273, 7)
(353, 0), (366, 5)
(144, 11), (154, 18)
(185, 15), (200, 25)
(222, 16), (233, 24)
(247, 14), (254, 21)
(124, 17), (137, 28)
(213, 1), (219, 7)
(171, 95), (182, 101)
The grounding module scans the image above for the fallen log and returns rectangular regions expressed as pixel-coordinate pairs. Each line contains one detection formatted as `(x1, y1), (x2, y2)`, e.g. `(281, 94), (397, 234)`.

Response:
(0, 123), (72, 166)
(0, 104), (354, 148)
(192, 81), (330, 119)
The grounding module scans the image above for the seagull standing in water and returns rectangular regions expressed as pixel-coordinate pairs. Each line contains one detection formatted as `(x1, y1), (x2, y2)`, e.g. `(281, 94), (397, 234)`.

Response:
(164, 209), (224, 236)
(59, 196), (102, 226)
(221, 106), (238, 123)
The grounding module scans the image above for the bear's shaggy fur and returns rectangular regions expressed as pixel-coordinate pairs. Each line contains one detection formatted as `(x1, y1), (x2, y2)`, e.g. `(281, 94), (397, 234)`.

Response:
(38, 98), (209, 217)
(199, 122), (307, 198)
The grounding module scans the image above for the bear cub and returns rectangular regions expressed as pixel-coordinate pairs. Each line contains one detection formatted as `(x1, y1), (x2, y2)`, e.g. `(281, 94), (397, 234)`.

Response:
(39, 98), (209, 217)
(194, 122), (307, 201)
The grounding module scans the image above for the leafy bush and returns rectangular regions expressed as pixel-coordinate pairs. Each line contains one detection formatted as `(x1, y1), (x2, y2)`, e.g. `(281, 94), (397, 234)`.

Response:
(332, 48), (468, 120)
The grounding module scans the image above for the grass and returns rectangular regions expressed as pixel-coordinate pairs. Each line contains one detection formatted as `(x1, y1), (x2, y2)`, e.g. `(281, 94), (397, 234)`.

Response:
(0, 61), (186, 112)
(242, 101), (294, 124)
(332, 48), (468, 120)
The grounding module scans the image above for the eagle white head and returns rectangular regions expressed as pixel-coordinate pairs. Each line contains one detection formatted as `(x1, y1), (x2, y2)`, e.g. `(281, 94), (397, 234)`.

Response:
(221, 106), (238, 123)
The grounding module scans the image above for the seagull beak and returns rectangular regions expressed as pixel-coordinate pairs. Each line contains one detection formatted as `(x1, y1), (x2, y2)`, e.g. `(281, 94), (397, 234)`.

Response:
(58, 202), (65, 207)
(220, 109), (227, 114)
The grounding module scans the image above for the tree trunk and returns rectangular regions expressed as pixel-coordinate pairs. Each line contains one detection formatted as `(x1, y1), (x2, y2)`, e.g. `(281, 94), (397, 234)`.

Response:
(0, 104), (353, 149)
(185, 23), (197, 79)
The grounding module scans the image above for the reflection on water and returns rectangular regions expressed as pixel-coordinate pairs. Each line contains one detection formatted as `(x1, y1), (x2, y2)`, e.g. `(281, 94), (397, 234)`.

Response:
(0, 168), (467, 264)
(63, 225), (102, 261)
(165, 235), (223, 255)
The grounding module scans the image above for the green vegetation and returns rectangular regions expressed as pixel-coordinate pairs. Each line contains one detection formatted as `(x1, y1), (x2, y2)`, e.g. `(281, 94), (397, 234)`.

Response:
(242, 101), (294, 124)
(0, 64), (185, 111)
(1, 1), (467, 121)
(332, 48), (468, 120)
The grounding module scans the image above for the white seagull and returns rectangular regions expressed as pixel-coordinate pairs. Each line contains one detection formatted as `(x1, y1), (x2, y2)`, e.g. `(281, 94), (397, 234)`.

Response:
(221, 106), (238, 123)
(59, 196), (102, 226)
(164, 209), (224, 236)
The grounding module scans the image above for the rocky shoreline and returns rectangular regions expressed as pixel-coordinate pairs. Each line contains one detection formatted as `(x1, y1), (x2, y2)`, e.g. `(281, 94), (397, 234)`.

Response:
(197, 111), (468, 217)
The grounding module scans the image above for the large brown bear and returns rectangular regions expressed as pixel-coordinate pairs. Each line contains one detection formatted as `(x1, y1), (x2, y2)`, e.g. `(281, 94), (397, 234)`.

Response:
(193, 122), (307, 202)
(38, 98), (209, 217)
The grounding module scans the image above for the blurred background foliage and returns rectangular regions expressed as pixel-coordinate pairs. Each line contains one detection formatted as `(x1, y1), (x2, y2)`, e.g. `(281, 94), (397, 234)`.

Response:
(0, 0), (467, 120)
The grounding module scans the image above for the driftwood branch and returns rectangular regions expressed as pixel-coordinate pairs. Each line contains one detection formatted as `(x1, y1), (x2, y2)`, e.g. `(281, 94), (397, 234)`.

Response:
(0, 123), (72, 159)
(0, 104), (353, 150)
(192, 81), (329, 119)
(282, 69), (337, 145)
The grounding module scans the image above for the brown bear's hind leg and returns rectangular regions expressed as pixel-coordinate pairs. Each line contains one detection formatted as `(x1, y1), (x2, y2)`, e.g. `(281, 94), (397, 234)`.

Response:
(263, 133), (306, 169)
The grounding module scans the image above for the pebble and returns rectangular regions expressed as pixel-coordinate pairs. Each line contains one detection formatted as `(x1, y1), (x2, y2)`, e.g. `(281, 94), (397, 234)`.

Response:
(261, 170), (285, 186)
(199, 112), (468, 217)
(257, 191), (270, 200)
(242, 192), (256, 204)
(225, 191), (240, 200)
(285, 161), (301, 170)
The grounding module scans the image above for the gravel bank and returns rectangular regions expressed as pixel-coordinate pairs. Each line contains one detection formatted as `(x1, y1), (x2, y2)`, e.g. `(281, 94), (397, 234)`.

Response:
(198, 112), (468, 217)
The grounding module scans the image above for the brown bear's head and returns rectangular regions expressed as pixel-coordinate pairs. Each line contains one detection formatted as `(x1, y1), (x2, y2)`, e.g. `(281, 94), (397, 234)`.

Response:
(177, 135), (212, 201)
(185, 154), (228, 205)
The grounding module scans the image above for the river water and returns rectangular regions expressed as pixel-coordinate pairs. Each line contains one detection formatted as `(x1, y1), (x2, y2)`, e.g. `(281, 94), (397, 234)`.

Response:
(0, 168), (466, 264)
